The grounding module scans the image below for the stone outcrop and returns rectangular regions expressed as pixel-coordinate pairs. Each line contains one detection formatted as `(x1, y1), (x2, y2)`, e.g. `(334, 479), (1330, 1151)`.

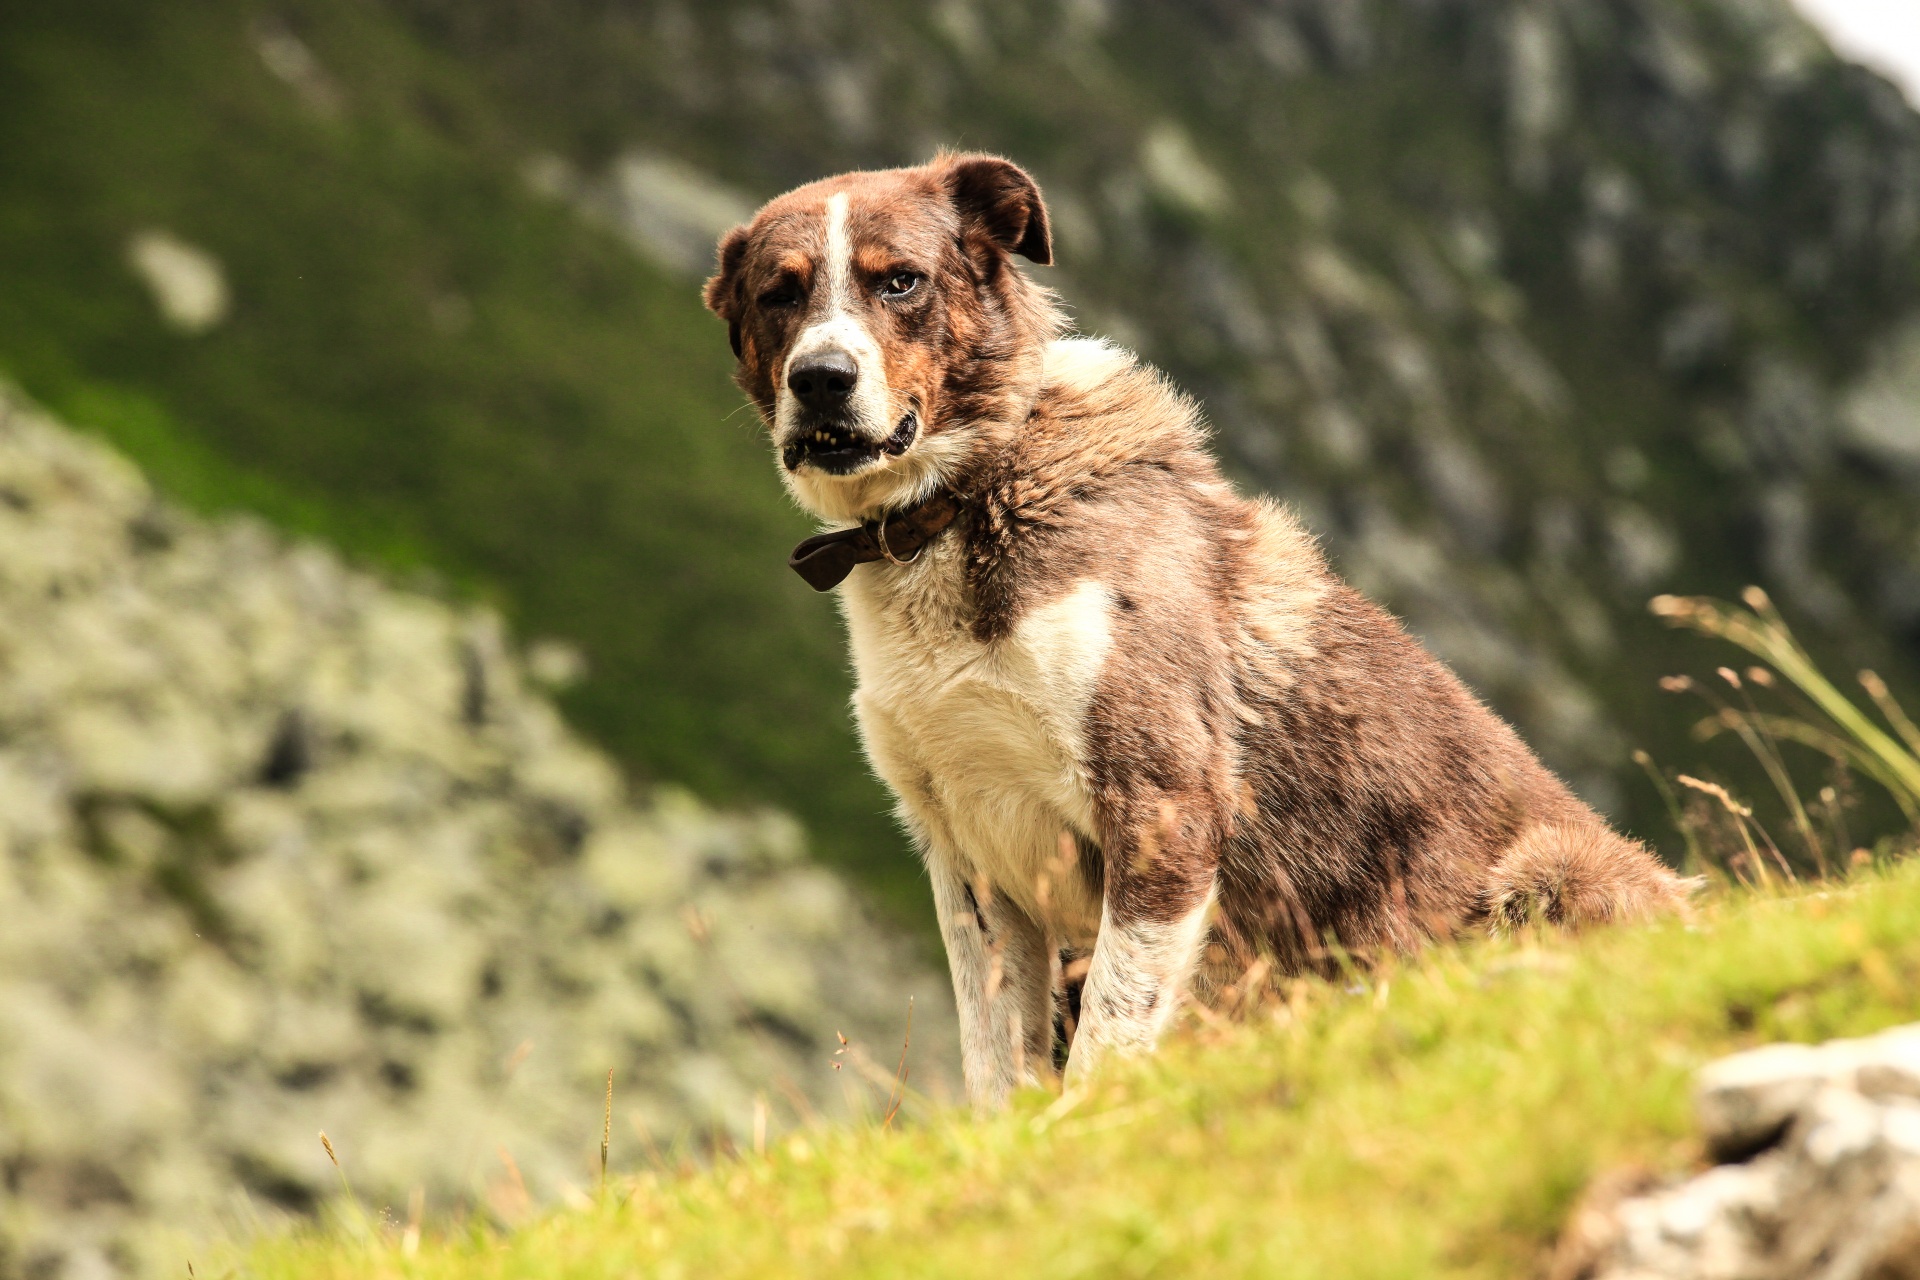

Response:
(1559, 1025), (1920, 1279)
(0, 388), (953, 1279)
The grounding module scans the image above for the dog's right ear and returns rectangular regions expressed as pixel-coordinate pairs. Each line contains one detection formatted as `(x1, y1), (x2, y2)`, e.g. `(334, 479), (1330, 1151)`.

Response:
(703, 225), (751, 359)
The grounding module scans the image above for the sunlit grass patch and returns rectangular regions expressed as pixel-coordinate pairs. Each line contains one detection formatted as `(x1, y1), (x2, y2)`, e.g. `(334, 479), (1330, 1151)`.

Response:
(239, 858), (1920, 1280)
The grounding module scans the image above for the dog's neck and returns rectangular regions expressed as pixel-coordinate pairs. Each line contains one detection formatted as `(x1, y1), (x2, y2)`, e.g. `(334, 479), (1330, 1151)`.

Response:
(783, 280), (1085, 594)
(788, 488), (963, 592)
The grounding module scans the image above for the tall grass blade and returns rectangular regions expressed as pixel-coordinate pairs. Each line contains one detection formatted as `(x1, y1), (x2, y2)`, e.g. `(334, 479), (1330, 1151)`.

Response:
(1860, 669), (1920, 760)
(1652, 591), (1920, 814)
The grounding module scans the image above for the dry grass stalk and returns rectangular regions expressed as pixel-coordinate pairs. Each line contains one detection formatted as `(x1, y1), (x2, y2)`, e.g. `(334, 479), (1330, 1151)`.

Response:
(402, 1186), (424, 1258)
(1650, 588), (1920, 881)
(833, 1028), (939, 1122)
(600, 1069), (614, 1200)
(317, 1131), (373, 1239)
(1674, 775), (1749, 819)
(882, 997), (913, 1133)
(1675, 774), (1790, 886)
(490, 1146), (531, 1224)
(1633, 749), (1704, 872)
(1652, 590), (1920, 806)
(1860, 669), (1920, 759)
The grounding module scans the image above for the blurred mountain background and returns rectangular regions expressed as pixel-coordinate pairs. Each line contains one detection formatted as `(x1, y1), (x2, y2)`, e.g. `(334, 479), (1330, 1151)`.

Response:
(10, 0), (1920, 927)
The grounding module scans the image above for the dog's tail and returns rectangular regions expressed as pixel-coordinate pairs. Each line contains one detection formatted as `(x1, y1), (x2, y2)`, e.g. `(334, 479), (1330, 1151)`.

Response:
(1485, 823), (1689, 930)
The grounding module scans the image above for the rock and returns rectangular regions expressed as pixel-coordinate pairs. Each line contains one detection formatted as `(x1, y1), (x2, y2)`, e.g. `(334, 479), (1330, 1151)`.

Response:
(0, 387), (955, 1278)
(1695, 1026), (1920, 1161)
(1695, 1040), (1838, 1160)
(1562, 1024), (1920, 1279)
(1842, 320), (1920, 476)
(525, 150), (755, 278)
(123, 231), (229, 334)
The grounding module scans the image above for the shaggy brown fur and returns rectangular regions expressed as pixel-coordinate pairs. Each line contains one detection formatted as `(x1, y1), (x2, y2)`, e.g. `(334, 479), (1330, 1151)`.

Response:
(705, 152), (1684, 1107)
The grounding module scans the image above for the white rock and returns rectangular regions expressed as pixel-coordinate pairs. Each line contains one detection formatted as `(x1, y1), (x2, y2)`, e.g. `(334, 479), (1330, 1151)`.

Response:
(125, 231), (230, 334)
(1577, 1023), (1920, 1279)
(1695, 1040), (1838, 1158)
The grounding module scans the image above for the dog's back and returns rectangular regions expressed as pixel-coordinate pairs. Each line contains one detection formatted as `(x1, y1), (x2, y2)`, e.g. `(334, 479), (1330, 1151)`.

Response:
(982, 337), (1682, 975)
(1224, 564), (1678, 968)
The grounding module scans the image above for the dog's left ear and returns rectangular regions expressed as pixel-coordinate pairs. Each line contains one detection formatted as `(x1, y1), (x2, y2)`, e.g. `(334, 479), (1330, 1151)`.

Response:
(942, 154), (1052, 266)
(704, 224), (751, 358)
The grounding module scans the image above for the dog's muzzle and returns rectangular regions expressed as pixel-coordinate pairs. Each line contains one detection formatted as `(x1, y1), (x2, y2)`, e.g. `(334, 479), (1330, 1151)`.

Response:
(782, 411), (919, 474)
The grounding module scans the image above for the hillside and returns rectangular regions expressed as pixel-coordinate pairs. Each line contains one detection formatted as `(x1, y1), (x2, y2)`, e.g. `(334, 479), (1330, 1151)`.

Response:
(0, 0), (885, 900)
(244, 862), (1920, 1279)
(0, 388), (954, 1280)
(8, 0), (1920, 924)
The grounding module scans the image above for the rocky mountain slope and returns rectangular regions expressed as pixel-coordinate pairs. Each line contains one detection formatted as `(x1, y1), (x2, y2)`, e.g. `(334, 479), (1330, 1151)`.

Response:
(0, 387), (951, 1280)
(8, 0), (1920, 916)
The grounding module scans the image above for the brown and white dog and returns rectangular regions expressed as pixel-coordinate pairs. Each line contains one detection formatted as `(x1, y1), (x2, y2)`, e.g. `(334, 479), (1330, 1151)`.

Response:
(704, 153), (1684, 1109)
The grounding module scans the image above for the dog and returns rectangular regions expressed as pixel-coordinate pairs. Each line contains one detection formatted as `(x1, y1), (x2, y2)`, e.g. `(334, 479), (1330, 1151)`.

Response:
(703, 152), (1684, 1109)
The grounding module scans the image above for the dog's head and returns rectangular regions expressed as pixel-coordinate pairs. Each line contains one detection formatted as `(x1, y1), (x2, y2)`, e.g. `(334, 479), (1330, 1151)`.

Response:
(704, 153), (1060, 522)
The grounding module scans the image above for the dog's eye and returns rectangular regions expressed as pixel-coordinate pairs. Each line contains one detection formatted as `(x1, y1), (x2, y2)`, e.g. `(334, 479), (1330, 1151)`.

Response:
(881, 271), (921, 299)
(759, 283), (802, 309)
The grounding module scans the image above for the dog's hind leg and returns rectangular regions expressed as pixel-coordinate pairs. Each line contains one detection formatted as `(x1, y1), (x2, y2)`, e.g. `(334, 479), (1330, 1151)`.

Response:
(929, 857), (1055, 1111)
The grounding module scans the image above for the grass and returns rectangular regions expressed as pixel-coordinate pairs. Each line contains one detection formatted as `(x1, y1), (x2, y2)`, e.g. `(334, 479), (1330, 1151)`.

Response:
(226, 589), (1920, 1279)
(233, 860), (1920, 1280)
(1646, 589), (1920, 883)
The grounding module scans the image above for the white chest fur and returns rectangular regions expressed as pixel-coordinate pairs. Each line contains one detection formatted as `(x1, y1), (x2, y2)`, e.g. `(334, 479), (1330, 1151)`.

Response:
(841, 540), (1110, 941)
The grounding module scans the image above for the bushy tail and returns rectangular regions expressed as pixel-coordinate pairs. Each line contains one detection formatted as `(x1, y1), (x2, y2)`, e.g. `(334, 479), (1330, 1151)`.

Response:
(1485, 823), (1688, 930)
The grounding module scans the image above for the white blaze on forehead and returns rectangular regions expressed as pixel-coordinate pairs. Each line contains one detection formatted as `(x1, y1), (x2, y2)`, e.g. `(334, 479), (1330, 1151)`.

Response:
(788, 192), (868, 372)
(777, 189), (893, 450)
(823, 191), (852, 312)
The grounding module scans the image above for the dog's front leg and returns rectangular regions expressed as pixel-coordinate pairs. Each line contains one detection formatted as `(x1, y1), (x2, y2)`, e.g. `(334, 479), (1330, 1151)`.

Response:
(928, 856), (1054, 1110)
(1065, 801), (1218, 1088)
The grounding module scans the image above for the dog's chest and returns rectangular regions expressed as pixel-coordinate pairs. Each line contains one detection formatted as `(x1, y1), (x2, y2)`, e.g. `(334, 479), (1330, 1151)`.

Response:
(841, 545), (1110, 932)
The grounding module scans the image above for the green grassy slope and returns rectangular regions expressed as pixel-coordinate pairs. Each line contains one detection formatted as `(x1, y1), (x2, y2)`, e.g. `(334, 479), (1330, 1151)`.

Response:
(244, 862), (1920, 1279)
(0, 0), (915, 915)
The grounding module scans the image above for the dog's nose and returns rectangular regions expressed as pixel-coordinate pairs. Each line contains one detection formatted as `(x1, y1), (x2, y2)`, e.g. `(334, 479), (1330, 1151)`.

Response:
(788, 351), (859, 413)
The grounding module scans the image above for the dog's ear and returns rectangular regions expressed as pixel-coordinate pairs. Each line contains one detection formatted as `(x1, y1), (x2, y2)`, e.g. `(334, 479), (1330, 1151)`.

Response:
(703, 224), (751, 358)
(942, 154), (1052, 266)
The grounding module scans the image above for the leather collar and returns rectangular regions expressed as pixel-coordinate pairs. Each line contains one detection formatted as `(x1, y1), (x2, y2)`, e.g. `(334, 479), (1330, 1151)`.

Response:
(788, 491), (962, 592)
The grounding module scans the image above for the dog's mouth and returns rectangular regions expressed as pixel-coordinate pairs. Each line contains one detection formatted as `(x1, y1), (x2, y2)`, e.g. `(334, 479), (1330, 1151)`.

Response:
(782, 412), (919, 475)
